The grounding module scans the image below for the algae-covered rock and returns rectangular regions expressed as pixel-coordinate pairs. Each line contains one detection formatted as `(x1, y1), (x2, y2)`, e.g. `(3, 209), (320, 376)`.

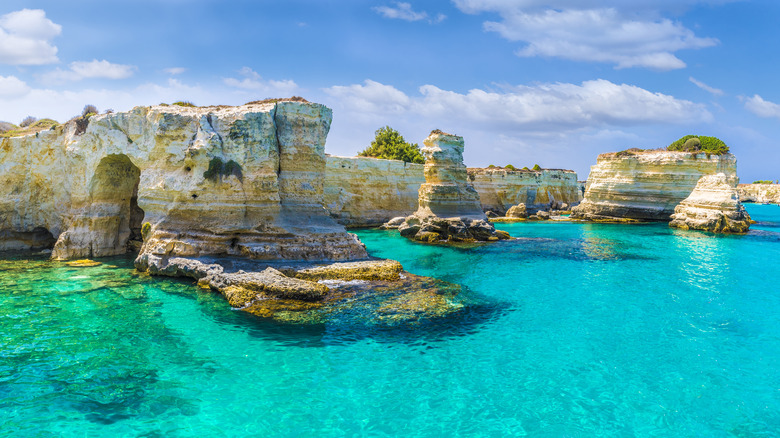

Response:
(291, 259), (403, 281)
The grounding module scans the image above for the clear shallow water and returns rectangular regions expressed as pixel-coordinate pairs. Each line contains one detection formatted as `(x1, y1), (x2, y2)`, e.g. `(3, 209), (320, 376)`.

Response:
(2, 205), (780, 437)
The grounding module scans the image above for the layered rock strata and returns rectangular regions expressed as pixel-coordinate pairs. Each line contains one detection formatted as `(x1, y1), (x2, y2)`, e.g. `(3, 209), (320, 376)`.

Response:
(0, 101), (367, 262)
(468, 168), (581, 214)
(396, 131), (509, 242)
(572, 151), (748, 232)
(738, 184), (780, 204)
(323, 156), (424, 227)
(669, 174), (751, 233)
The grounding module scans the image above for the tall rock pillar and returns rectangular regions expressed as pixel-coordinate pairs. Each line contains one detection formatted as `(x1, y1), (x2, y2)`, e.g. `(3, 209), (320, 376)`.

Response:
(397, 130), (509, 242)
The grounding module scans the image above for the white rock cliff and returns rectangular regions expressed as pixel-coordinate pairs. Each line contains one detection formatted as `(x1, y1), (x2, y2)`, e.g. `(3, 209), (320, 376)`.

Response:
(0, 101), (368, 263)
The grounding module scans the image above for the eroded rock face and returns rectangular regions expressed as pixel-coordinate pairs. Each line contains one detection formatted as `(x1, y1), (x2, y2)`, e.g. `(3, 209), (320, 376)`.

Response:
(669, 174), (751, 233)
(468, 168), (581, 214)
(324, 156), (424, 227)
(572, 151), (746, 226)
(738, 183), (780, 204)
(0, 101), (368, 262)
(396, 131), (508, 242)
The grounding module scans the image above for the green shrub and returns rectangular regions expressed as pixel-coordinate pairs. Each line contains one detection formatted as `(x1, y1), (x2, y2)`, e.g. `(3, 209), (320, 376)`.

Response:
(172, 101), (196, 107)
(532, 164), (542, 171)
(487, 164), (496, 168)
(668, 135), (729, 155)
(204, 157), (243, 182)
(245, 96), (309, 105)
(505, 164), (517, 171)
(521, 166), (530, 171)
(358, 126), (424, 164)
(753, 180), (774, 184)
(141, 222), (152, 240)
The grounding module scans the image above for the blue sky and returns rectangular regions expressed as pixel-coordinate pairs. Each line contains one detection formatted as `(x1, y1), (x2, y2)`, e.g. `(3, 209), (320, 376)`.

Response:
(0, 0), (778, 182)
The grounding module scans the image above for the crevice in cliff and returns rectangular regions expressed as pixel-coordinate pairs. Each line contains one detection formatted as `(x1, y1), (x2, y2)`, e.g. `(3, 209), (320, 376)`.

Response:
(271, 104), (282, 177)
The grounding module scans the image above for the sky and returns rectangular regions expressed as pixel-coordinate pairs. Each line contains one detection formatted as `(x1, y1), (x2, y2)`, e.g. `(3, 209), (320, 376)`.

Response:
(0, 0), (778, 182)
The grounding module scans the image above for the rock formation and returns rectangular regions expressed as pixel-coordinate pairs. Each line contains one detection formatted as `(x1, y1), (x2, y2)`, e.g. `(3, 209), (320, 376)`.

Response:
(0, 100), (368, 262)
(139, 255), (470, 324)
(669, 174), (751, 233)
(572, 150), (749, 232)
(468, 167), (581, 214)
(396, 131), (509, 242)
(738, 183), (780, 204)
(323, 156), (424, 227)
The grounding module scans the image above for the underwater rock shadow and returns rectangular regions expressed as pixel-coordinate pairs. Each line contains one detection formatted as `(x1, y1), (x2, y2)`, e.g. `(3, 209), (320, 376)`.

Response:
(214, 291), (514, 348)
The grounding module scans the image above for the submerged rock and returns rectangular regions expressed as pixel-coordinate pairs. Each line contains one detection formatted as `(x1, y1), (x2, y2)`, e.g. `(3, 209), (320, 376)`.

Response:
(140, 255), (470, 324)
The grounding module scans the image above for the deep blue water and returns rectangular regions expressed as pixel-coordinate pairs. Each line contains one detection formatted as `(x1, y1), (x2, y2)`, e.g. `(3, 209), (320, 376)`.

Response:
(2, 204), (780, 437)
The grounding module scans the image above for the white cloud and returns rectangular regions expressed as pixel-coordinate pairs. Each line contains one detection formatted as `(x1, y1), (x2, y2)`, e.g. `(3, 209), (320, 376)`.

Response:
(743, 95), (780, 120)
(689, 77), (723, 96)
(40, 59), (136, 83)
(452, 1), (718, 70)
(0, 75), (30, 98)
(373, 2), (446, 23)
(0, 9), (61, 65)
(164, 67), (187, 75)
(222, 67), (299, 96)
(325, 79), (711, 132)
(324, 80), (411, 116)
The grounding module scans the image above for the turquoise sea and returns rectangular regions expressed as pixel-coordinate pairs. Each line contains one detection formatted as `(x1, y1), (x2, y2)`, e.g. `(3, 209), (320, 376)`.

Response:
(2, 204), (780, 437)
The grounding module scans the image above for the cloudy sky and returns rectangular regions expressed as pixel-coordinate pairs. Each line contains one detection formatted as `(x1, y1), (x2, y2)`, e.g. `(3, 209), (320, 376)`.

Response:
(0, 0), (778, 181)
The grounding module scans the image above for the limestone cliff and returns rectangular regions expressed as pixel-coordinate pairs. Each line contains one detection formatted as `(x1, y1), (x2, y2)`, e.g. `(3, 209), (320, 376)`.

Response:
(572, 151), (745, 225)
(397, 131), (508, 242)
(669, 174), (751, 233)
(467, 168), (581, 213)
(323, 156), (424, 227)
(0, 101), (368, 262)
(738, 184), (780, 204)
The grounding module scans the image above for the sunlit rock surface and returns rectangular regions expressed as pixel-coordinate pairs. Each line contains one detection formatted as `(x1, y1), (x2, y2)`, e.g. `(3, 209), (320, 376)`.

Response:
(738, 183), (780, 204)
(468, 168), (581, 214)
(669, 174), (751, 233)
(572, 150), (749, 233)
(396, 131), (508, 242)
(324, 156), (424, 227)
(0, 100), (368, 262)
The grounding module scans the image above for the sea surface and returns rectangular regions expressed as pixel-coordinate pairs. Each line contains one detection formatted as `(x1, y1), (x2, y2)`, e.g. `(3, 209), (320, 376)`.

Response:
(1, 204), (780, 437)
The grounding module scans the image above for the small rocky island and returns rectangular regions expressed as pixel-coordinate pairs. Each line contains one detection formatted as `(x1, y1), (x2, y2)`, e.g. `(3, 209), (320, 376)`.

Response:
(390, 130), (509, 242)
(572, 144), (751, 233)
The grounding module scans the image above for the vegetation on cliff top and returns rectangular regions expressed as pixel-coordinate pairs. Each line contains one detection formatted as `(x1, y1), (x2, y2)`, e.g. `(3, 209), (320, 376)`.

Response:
(487, 164), (542, 171)
(0, 118), (59, 138)
(667, 135), (729, 155)
(358, 126), (424, 164)
(753, 180), (777, 184)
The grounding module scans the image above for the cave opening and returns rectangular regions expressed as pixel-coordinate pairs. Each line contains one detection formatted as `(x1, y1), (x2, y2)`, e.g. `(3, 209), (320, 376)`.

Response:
(90, 154), (144, 255)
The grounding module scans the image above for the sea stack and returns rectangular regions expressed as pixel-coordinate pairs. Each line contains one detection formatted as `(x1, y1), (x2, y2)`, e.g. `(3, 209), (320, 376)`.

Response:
(397, 130), (509, 242)
(669, 173), (751, 233)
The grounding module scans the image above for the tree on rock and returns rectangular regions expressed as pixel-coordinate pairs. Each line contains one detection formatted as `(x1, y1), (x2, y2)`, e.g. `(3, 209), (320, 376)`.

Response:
(358, 126), (424, 164)
(668, 135), (730, 155)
